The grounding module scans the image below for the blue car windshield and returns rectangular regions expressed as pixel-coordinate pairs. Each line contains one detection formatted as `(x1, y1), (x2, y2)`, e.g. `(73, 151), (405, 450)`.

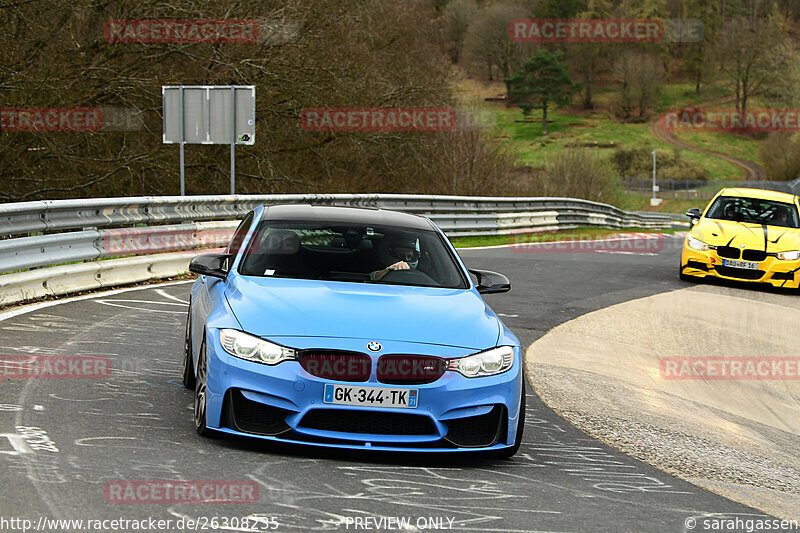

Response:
(238, 220), (468, 289)
(705, 196), (800, 228)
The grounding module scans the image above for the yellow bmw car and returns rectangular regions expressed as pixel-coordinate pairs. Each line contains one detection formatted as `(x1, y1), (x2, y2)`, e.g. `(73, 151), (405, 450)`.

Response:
(680, 188), (800, 289)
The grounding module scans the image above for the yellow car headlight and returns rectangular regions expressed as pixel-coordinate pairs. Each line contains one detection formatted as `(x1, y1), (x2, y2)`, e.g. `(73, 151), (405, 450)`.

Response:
(777, 250), (800, 261)
(687, 237), (710, 252)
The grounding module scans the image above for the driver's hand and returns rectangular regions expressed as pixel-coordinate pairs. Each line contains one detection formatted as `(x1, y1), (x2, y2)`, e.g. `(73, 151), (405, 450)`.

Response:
(388, 261), (410, 271)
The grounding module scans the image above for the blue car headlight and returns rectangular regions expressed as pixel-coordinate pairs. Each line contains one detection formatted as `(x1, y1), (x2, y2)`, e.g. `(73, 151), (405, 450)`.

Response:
(448, 346), (514, 378)
(219, 329), (297, 365)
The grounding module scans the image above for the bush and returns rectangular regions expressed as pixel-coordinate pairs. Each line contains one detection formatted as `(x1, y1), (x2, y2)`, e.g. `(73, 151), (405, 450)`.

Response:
(530, 149), (623, 204)
(759, 132), (800, 181)
(610, 145), (707, 182)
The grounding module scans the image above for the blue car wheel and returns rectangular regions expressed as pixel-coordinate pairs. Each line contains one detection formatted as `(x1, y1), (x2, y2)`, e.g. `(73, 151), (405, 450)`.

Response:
(182, 303), (195, 389)
(194, 338), (212, 436)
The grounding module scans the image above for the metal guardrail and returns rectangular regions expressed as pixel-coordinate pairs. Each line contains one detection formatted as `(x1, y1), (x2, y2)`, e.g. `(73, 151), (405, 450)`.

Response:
(0, 194), (671, 237)
(0, 194), (675, 307)
(0, 221), (238, 273)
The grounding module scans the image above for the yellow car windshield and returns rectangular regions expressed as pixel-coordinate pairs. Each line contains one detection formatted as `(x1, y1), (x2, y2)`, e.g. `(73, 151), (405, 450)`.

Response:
(705, 196), (800, 228)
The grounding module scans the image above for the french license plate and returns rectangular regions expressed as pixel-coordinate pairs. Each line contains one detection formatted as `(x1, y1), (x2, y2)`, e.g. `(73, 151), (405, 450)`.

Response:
(323, 384), (418, 409)
(723, 259), (759, 270)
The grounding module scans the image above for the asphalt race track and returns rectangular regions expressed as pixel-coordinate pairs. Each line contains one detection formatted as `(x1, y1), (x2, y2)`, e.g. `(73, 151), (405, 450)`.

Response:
(0, 235), (780, 532)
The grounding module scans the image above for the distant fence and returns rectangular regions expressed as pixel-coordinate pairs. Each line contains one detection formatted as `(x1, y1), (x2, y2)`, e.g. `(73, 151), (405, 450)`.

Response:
(623, 177), (800, 199)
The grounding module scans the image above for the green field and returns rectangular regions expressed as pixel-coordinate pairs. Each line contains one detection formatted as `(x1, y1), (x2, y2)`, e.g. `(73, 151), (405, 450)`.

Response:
(487, 105), (742, 179)
(455, 79), (774, 212)
(617, 195), (709, 214)
(671, 130), (763, 169)
(656, 81), (731, 111)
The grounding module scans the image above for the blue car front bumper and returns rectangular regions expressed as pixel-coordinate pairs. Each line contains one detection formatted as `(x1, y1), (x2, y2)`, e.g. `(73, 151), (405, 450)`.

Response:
(203, 332), (524, 453)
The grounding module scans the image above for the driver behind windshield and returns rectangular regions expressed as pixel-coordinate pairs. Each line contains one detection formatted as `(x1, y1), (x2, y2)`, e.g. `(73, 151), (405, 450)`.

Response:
(371, 235), (419, 281)
(772, 208), (789, 226)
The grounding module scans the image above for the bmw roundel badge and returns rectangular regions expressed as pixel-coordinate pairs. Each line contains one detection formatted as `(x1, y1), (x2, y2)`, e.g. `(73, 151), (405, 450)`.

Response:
(367, 341), (382, 352)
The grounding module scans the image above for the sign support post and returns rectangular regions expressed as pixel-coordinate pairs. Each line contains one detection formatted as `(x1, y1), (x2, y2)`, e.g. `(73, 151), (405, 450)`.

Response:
(230, 86), (236, 195)
(179, 87), (185, 196)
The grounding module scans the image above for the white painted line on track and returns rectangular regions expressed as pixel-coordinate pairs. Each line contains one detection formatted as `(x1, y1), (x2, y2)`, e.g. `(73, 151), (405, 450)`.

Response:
(0, 280), (194, 323)
(95, 299), (186, 306)
(94, 300), (186, 314)
(154, 289), (189, 304)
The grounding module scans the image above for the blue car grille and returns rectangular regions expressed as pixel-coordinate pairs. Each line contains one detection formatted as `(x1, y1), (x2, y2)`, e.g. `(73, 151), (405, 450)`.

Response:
(298, 409), (436, 436)
(299, 350), (371, 382)
(376, 354), (448, 385)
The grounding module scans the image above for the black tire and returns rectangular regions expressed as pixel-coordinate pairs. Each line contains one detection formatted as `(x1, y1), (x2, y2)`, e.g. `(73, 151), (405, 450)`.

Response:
(194, 338), (213, 437)
(182, 304), (195, 389)
(492, 385), (526, 459)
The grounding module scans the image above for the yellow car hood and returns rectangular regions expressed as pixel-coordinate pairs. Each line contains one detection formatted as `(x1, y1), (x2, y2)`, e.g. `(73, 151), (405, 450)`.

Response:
(692, 218), (800, 252)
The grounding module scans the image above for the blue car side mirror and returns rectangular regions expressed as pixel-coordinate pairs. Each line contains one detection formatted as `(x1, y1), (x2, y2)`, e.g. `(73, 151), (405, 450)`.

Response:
(469, 269), (511, 294)
(189, 253), (232, 280)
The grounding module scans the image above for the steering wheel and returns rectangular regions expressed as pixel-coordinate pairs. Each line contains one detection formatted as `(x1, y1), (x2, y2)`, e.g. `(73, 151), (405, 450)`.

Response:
(381, 269), (438, 286)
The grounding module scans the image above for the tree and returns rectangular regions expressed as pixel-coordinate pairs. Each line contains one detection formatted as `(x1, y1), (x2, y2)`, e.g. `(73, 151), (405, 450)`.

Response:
(765, 44), (800, 107)
(463, 2), (530, 80)
(534, 0), (587, 18)
(505, 50), (578, 134)
(713, 16), (787, 115)
(567, 0), (614, 110)
(774, 0), (800, 19)
(442, 0), (478, 64)
(628, 0), (668, 18)
(682, 0), (721, 96)
(613, 50), (664, 121)
(0, 0), (514, 200)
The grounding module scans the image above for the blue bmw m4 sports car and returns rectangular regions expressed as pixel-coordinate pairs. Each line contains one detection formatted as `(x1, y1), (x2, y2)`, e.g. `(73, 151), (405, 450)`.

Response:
(183, 204), (525, 456)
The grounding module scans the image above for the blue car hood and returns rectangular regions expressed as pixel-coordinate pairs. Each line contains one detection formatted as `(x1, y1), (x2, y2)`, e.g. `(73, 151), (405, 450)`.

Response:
(225, 276), (500, 350)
